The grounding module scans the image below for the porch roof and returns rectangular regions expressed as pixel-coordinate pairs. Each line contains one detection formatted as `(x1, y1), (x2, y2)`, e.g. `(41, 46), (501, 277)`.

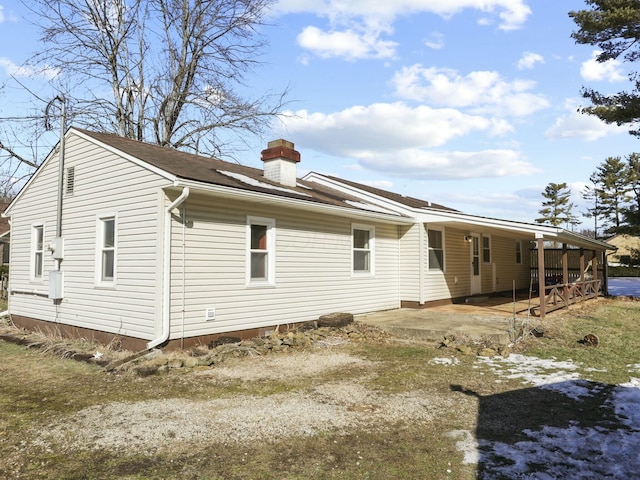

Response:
(414, 209), (615, 251)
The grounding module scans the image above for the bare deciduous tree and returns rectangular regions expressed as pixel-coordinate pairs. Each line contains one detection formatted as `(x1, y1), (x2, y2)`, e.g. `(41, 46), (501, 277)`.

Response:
(2, 0), (285, 176)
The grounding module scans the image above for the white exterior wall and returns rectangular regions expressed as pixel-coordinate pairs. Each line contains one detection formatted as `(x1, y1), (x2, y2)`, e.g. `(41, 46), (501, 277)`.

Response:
(423, 226), (470, 301)
(8, 132), (169, 340)
(167, 193), (401, 338)
(398, 224), (420, 302)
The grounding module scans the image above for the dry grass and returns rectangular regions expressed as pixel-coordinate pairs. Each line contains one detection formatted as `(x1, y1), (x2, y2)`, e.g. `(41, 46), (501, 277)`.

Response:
(0, 298), (639, 479)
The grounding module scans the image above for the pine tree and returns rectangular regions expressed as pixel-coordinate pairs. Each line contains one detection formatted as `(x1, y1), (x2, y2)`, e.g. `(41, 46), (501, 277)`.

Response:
(535, 182), (580, 228)
(589, 156), (630, 234)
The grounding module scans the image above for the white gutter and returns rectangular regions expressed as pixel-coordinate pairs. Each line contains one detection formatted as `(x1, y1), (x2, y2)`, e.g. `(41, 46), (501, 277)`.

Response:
(174, 179), (414, 225)
(147, 186), (190, 350)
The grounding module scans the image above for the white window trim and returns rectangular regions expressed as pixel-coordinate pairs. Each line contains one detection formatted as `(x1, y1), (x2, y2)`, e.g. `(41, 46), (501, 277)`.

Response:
(95, 213), (118, 287)
(516, 240), (523, 265)
(246, 216), (276, 286)
(351, 223), (375, 276)
(427, 226), (445, 274)
(482, 235), (492, 264)
(30, 222), (45, 282)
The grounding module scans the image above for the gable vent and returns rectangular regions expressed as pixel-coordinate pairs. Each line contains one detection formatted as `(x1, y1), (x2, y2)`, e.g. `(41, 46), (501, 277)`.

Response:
(66, 166), (75, 194)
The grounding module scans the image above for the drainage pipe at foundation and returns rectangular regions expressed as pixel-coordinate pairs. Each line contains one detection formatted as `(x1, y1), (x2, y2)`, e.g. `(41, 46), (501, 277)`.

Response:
(147, 187), (190, 350)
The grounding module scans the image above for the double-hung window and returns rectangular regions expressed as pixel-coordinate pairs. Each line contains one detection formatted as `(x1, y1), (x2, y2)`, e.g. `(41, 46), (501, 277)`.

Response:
(482, 236), (491, 264)
(32, 224), (44, 280)
(352, 225), (374, 274)
(97, 215), (116, 285)
(427, 228), (444, 272)
(515, 240), (522, 264)
(247, 216), (275, 285)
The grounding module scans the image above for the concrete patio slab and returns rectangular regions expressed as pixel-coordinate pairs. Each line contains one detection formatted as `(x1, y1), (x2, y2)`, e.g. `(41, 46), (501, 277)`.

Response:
(357, 294), (537, 344)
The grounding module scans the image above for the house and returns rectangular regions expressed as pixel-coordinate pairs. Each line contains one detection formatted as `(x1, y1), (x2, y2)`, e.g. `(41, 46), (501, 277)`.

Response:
(605, 234), (640, 266)
(0, 200), (10, 266)
(3, 128), (615, 350)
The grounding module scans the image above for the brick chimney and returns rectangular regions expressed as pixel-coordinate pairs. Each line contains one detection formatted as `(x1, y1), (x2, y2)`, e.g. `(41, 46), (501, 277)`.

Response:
(261, 139), (300, 187)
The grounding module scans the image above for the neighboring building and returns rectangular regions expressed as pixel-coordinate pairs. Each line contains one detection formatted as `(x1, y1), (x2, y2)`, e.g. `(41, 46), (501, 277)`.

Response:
(605, 234), (640, 266)
(0, 200), (10, 266)
(3, 128), (614, 350)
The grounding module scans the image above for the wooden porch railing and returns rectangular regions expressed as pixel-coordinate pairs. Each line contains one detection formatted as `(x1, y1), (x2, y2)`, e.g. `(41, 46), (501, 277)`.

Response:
(530, 279), (602, 317)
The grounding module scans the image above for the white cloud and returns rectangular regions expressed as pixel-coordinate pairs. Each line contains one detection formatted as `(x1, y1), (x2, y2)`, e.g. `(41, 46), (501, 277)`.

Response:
(297, 25), (397, 60)
(545, 108), (625, 142)
(281, 102), (509, 152)
(0, 58), (59, 79)
(276, 0), (531, 30)
(517, 51), (544, 70)
(581, 50), (626, 82)
(0, 5), (4, 24)
(392, 65), (549, 116)
(425, 32), (445, 50)
(357, 148), (537, 180)
(277, 0), (531, 60)
(276, 102), (535, 179)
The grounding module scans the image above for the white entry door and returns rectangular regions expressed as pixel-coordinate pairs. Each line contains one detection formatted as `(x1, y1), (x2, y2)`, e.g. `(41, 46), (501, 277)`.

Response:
(470, 234), (481, 295)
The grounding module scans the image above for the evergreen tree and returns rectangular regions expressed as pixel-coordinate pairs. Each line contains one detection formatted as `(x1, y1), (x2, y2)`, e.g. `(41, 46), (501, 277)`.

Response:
(589, 156), (630, 234)
(619, 153), (640, 234)
(536, 182), (580, 228)
(570, 1), (640, 136)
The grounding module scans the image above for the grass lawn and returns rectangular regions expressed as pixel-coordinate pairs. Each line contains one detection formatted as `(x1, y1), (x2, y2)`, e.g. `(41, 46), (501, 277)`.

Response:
(1, 298), (639, 479)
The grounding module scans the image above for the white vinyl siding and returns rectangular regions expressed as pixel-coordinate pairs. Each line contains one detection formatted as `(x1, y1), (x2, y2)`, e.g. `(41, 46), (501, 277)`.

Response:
(398, 224), (420, 301)
(168, 193), (400, 339)
(423, 226), (471, 301)
(8, 132), (169, 339)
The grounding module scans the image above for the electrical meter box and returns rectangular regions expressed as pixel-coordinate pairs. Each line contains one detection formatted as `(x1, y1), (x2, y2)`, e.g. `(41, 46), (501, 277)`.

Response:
(48, 271), (64, 300)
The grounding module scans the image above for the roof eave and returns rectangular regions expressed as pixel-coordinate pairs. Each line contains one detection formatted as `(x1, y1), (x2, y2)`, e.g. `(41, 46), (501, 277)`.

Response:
(173, 179), (414, 225)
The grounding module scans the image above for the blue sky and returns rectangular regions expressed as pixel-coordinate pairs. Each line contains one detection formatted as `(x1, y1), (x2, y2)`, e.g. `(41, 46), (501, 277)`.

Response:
(0, 0), (637, 228)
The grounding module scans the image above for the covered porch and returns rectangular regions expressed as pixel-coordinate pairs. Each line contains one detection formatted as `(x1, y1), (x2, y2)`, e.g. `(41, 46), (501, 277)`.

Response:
(417, 208), (615, 319)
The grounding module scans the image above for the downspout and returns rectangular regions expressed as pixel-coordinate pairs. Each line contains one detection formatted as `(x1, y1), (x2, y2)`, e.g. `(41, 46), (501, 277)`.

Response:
(418, 223), (425, 305)
(147, 187), (190, 350)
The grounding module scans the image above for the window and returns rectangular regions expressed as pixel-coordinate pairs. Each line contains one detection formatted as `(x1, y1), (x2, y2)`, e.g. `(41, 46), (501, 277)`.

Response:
(352, 225), (374, 274)
(247, 217), (275, 284)
(97, 216), (116, 284)
(515, 240), (522, 264)
(32, 224), (44, 280)
(427, 228), (444, 272)
(482, 236), (491, 263)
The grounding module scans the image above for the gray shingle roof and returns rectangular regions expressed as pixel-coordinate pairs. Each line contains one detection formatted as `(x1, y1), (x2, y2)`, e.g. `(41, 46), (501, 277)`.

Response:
(76, 128), (453, 215)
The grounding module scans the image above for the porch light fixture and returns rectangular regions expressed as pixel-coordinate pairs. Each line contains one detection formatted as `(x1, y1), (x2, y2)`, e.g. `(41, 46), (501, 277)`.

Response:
(464, 235), (473, 242)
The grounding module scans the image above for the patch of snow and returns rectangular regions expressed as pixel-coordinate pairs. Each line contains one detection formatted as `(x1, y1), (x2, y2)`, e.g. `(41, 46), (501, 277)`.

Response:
(445, 430), (479, 464)
(608, 277), (640, 297)
(479, 422), (640, 479)
(430, 357), (460, 366)
(477, 354), (581, 388)
(627, 363), (640, 373)
(455, 354), (640, 478)
(219, 171), (311, 197)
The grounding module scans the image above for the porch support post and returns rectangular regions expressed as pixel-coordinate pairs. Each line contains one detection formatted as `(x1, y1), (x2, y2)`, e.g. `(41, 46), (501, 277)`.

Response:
(537, 238), (546, 318)
(592, 249), (598, 295)
(580, 248), (585, 284)
(562, 243), (569, 303)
